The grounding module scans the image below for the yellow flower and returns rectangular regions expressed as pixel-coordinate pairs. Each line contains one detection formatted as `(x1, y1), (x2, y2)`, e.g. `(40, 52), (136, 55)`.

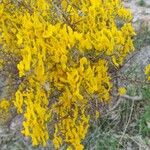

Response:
(145, 64), (150, 75)
(112, 56), (119, 68)
(67, 146), (73, 150)
(16, 33), (23, 45)
(96, 110), (100, 120)
(0, 99), (10, 110)
(0, 58), (4, 69)
(118, 87), (127, 96)
(14, 90), (23, 113)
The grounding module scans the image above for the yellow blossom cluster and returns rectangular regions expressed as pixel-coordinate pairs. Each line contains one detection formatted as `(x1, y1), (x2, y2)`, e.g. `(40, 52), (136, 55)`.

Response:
(0, 0), (135, 149)
(0, 98), (10, 111)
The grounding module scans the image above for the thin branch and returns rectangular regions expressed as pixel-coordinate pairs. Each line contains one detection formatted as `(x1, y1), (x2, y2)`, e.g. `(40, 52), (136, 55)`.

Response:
(109, 94), (142, 112)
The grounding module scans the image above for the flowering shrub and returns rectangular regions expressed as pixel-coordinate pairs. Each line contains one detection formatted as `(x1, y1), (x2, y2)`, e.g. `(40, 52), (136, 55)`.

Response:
(0, 0), (135, 149)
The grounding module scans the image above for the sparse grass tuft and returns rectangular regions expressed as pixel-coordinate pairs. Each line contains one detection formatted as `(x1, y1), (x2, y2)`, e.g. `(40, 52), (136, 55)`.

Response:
(138, 85), (150, 137)
(134, 24), (150, 50)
